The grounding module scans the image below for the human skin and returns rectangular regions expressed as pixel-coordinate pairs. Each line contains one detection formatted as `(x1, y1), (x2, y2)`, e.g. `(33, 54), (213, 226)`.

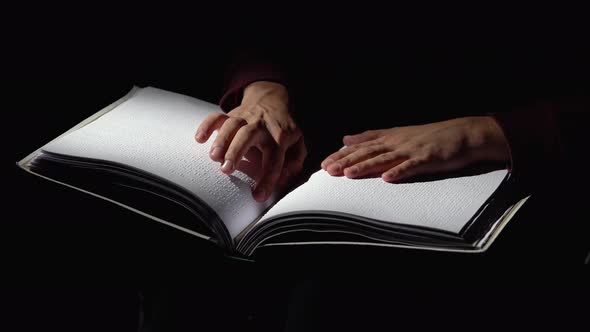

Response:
(321, 116), (511, 182)
(196, 81), (306, 202)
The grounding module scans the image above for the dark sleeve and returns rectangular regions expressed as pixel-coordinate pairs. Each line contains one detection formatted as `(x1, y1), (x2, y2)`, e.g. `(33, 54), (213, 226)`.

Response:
(491, 106), (560, 174)
(491, 96), (589, 189)
(219, 48), (289, 112)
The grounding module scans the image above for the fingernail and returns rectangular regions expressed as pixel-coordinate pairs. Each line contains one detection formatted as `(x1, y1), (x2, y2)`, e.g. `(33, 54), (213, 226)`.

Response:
(346, 166), (359, 177)
(327, 163), (342, 174)
(322, 158), (334, 169)
(383, 172), (395, 182)
(195, 131), (205, 141)
(221, 160), (234, 173)
(210, 146), (223, 158)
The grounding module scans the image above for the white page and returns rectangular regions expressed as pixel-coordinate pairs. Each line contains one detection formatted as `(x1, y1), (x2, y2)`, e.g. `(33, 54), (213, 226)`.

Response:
(258, 169), (508, 234)
(42, 87), (273, 239)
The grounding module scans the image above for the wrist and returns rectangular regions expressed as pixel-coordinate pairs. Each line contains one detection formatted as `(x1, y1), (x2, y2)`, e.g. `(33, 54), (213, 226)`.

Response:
(242, 81), (288, 106)
(467, 116), (511, 163)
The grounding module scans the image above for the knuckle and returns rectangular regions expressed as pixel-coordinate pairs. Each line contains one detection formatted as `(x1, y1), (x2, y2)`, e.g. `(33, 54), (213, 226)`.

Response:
(411, 158), (425, 166)
(224, 150), (238, 161)
(223, 143), (241, 156)
(200, 117), (216, 129)
(375, 153), (389, 162)
(384, 153), (400, 163)
(337, 149), (351, 157)
(206, 112), (222, 121)
(400, 161), (413, 170)
(228, 116), (247, 127)
(217, 112), (230, 121)
(398, 165), (410, 173)
(340, 156), (353, 165)
(245, 108), (264, 121)
(278, 126), (300, 146)
(359, 146), (373, 155)
(356, 162), (369, 171)
(325, 153), (339, 162)
(371, 156), (387, 165)
(216, 127), (231, 139)
(334, 153), (347, 161)
(213, 135), (228, 146)
(420, 150), (435, 161)
(356, 160), (369, 166)
(364, 145), (381, 155)
(227, 107), (241, 115)
(275, 130), (290, 146)
(224, 142), (239, 154)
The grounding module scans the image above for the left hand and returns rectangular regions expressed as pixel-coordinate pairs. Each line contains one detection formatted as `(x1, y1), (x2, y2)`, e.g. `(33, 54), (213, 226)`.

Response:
(321, 116), (510, 182)
(196, 81), (306, 202)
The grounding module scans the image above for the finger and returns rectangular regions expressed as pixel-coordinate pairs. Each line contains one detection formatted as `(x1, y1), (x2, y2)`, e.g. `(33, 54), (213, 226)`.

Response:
(343, 151), (407, 179)
(254, 147), (285, 202)
(195, 112), (228, 143)
(382, 157), (428, 183)
(243, 147), (262, 164)
(234, 148), (263, 180)
(321, 141), (376, 170)
(221, 124), (261, 174)
(277, 168), (290, 189)
(209, 117), (247, 162)
(265, 115), (299, 146)
(326, 145), (385, 176)
(285, 137), (307, 174)
(279, 137), (307, 186)
(342, 129), (385, 146)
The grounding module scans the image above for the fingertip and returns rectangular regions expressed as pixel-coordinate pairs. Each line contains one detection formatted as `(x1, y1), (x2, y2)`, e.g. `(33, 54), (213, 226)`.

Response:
(343, 166), (359, 178)
(195, 130), (206, 143)
(253, 188), (267, 202)
(382, 172), (397, 183)
(321, 158), (334, 170)
(210, 146), (225, 162)
(326, 163), (343, 176)
(220, 160), (234, 174)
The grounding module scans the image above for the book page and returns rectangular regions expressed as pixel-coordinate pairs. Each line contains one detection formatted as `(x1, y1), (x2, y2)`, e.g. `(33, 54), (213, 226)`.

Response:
(258, 168), (508, 234)
(42, 87), (274, 239)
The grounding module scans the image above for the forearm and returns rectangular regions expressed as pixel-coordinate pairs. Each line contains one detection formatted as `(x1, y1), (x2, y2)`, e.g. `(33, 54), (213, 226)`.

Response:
(491, 96), (589, 187)
(219, 48), (289, 112)
(491, 107), (560, 174)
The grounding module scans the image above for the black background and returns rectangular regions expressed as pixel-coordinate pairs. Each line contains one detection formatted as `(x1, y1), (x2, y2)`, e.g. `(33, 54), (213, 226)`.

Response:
(4, 4), (589, 332)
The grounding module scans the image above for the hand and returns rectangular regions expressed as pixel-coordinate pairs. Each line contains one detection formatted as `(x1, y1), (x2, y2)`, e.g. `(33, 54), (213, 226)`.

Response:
(321, 117), (510, 182)
(196, 81), (306, 202)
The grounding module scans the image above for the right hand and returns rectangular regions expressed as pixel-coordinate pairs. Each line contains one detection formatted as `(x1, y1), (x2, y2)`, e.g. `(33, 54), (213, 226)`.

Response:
(321, 116), (510, 182)
(195, 81), (307, 202)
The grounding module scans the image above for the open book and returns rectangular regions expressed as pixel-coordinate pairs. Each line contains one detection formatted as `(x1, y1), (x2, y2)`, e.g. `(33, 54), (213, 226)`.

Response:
(18, 87), (530, 257)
